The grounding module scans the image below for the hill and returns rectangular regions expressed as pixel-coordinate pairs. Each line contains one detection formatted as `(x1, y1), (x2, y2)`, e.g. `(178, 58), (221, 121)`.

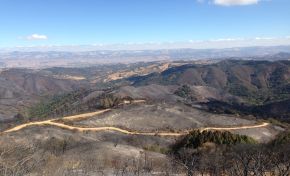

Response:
(0, 59), (289, 175)
(128, 60), (290, 104)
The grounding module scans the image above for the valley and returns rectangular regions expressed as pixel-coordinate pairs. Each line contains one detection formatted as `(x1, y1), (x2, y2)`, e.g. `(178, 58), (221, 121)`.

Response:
(2, 1), (290, 175)
(0, 59), (289, 175)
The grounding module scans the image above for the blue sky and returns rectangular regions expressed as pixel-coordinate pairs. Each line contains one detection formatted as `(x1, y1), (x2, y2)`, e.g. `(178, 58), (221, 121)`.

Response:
(0, 0), (290, 49)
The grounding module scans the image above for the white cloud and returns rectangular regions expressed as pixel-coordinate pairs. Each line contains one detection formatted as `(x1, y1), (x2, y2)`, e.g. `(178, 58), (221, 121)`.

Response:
(213, 0), (259, 6)
(210, 38), (244, 42)
(26, 34), (48, 40)
(255, 37), (274, 40)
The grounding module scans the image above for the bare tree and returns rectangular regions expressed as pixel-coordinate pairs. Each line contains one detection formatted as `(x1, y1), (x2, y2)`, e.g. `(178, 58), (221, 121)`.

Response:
(271, 144), (290, 176)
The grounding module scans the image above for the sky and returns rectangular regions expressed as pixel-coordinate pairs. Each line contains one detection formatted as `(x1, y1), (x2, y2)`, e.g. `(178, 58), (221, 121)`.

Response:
(0, 0), (290, 50)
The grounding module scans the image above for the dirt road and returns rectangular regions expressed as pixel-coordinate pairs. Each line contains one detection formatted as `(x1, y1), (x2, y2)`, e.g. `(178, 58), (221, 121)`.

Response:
(2, 107), (270, 136)
(1, 100), (270, 136)
(200, 122), (269, 132)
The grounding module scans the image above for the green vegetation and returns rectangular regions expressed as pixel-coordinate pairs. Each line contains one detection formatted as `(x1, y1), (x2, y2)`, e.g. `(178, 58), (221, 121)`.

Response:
(27, 89), (122, 120)
(173, 130), (256, 151)
(174, 85), (192, 98)
(27, 90), (89, 119)
(202, 99), (290, 122)
(171, 129), (290, 176)
(99, 94), (121, 108)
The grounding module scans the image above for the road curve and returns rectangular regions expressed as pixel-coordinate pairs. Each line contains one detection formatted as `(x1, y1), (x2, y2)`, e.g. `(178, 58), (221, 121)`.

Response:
(1, 99), (270, 136)
(2, 100), (147, 133)
(2, 111), (270, 137)
(3, 109), (112, 133)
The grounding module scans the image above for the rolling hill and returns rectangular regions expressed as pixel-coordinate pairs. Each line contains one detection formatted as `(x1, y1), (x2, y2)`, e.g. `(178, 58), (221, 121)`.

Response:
(128, 60), (290, 104)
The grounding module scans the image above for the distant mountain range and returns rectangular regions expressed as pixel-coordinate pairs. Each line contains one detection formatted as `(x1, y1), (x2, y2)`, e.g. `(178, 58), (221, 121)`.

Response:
(0, 45), (290, 68)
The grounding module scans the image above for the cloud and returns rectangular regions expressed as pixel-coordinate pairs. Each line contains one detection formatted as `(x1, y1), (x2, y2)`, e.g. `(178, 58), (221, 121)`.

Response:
(210, 38), (245, 42)
(26, 34), (48, 40)
(213, 0), (259, 6)
(255, 37), (274, 40)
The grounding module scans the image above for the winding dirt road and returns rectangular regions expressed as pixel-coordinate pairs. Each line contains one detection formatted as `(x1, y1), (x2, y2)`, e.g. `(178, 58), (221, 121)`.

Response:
(3, 109), (111, 133)
(1, 99), (270, 136)
(2, 110), (270, 136)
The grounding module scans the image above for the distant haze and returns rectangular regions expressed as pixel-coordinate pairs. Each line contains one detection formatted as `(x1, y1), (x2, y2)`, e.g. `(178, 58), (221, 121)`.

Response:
(0, 45), (290, 69)
(1, 37), (290, 52)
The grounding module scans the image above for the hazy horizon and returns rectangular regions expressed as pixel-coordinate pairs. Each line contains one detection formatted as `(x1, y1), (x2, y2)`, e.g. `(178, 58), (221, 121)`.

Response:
(1, 38), (290, 52)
